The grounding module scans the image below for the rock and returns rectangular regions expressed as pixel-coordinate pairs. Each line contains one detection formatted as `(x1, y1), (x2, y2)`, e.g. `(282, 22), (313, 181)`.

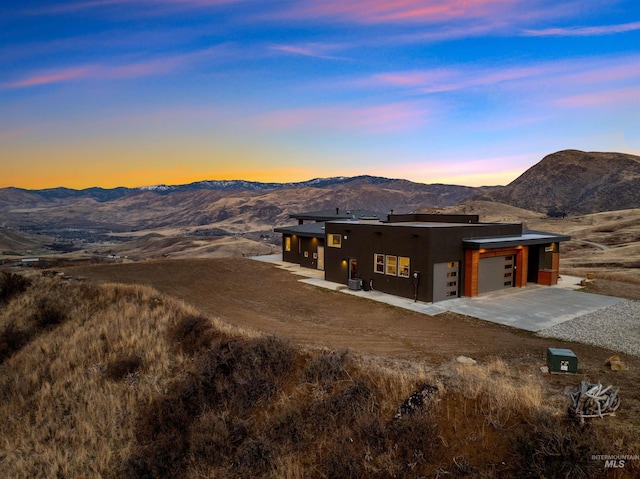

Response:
(540, 366), (549, 374)
(605, 355), (621, 366)
(456, 355), (477, 365)
(609, 360), (627, 371)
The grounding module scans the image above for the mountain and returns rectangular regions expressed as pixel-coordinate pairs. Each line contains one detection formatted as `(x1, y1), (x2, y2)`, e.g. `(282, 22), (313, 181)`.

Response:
(480, 150), (640, 214)
(0, 176), (498, 233)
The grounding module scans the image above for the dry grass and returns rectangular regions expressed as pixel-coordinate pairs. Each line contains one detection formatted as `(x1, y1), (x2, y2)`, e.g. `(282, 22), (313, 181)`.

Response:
(1, 276), (638, 478)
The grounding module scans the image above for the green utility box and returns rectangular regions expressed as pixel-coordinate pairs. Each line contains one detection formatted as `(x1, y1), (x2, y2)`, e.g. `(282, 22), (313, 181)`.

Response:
(546, 348), (578, 374)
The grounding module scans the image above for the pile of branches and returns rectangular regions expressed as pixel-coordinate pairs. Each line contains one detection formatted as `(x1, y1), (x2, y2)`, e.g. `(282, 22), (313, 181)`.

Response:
(570, 380), (621, 424)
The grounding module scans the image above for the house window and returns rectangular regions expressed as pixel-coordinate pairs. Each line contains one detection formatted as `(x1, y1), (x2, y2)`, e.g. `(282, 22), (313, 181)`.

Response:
(328, 234), (342, 248)
(385, 255), (397, 276)
(447, 271), (457, 278)
(447, 261), (458, 268)
(374, 254), (385, 274)
(285, 237), (291, 252)
(398, 257), (410, 278)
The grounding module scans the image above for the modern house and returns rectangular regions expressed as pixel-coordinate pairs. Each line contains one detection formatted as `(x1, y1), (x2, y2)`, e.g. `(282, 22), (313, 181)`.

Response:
(274, 208), (387, 270)
(276, 211), (570, 302)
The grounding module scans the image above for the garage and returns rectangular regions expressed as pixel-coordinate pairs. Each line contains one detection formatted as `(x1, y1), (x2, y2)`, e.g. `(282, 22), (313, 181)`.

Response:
(478, 255), (514, 294)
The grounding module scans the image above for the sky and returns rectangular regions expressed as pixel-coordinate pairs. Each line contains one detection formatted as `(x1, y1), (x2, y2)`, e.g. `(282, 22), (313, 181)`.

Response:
(1, 0), (639, 190)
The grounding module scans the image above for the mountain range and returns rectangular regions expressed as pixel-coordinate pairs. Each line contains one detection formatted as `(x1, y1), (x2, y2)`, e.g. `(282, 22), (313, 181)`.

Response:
(1, 149), (639, 258)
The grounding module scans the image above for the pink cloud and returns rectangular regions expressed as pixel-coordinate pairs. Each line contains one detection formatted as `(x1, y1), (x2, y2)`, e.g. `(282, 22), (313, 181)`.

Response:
(523, 21), (640, 37)
(270, 43), (346, 60)
(280, 0), (511, 24)
(256, 102), (430, 133)
(2, 46), (226, 89)
(3, 66), (96, 88)
(27, 0), (242, 15)
(554, 87), (640, 109)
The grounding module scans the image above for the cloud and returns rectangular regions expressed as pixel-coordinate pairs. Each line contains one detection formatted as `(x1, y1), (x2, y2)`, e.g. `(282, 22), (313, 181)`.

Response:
(554, 86), (640, 108)
(25, 0), (243, 15)
(276, 0), (513, 24)
(2, 46), (227, 89)
(357, 54), (640, 98)
(270, 43), (347, 60)
(523, 20), (640, 36)
(255, 101), (431, 133)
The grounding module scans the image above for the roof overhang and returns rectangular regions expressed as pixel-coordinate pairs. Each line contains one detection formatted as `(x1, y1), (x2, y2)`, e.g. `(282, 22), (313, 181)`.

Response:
(274, 223), (325, 238)
(463, 231), (571, 250)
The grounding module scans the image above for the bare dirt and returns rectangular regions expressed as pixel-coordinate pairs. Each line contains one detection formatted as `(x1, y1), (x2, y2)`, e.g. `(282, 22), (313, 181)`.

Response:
(61, 257), (640, 433)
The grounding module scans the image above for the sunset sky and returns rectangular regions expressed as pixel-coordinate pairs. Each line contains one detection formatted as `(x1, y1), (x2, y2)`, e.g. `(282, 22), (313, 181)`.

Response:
(1, 1), (639, 189)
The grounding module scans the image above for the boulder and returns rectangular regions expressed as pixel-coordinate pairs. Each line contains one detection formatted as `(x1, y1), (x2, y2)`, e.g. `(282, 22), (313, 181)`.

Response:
(456, 355), (477, 365)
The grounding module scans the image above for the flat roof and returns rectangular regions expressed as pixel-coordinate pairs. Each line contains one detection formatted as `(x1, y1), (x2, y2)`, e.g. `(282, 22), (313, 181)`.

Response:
(274, 222), (325, 238)
(328, 219), (519, 228)
(463, 231), (571, 249)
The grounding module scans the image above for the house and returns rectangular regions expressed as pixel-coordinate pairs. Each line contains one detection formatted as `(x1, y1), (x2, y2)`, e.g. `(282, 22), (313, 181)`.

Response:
(277, 211), (570, 302)
(274, 208), (386, 270)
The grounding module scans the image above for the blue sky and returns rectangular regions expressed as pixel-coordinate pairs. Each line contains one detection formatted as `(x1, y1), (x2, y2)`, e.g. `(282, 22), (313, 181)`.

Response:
(1, 0), (639, 189)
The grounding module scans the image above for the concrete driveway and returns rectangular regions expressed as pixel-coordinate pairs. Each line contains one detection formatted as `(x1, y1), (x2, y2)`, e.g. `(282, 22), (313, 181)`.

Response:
(252, 255), (625, 332)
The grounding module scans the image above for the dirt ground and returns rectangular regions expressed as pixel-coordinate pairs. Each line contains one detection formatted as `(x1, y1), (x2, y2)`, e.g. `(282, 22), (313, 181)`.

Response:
(61, 257), (640, 432)
(63, 258), (639, 367)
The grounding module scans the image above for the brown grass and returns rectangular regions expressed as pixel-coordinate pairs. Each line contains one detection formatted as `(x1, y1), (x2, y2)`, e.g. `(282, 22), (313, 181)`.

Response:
(1, 276), (638, 478)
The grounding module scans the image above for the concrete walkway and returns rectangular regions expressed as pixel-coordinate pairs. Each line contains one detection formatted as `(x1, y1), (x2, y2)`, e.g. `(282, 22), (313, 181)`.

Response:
(249, 254), (625, 332)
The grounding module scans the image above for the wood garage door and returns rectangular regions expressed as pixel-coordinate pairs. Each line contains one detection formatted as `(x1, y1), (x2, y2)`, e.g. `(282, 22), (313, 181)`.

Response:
(478, 255), (514, 294)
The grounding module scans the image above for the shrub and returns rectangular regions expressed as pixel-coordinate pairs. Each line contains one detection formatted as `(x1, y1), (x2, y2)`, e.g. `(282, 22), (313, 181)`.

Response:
(510, 414), (605, 478)
(167, 315), (218, 354)
(0, 321), (31, 363)
(33, 298), (66, 329)
(303, 349), (349, 387)
(0, 272), (31, 303)
(234, 437), (274, 473)
(104, 355), (142, 381)
(386, 411), (440, 473)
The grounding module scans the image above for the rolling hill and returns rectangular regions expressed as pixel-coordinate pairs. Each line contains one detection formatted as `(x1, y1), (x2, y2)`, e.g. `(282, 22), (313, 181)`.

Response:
(479, 150), (640, 214)
(1, 150), (639, 261)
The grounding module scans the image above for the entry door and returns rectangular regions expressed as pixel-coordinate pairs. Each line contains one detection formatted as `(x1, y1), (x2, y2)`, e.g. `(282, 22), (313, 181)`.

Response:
(349, 259), (358, 279)
(317, 246), (324, 271)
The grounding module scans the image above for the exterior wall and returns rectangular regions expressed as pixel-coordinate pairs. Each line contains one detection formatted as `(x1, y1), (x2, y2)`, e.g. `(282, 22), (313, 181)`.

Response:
(324, 222), (523, 302)
(280, 234), (324, 269)
(281, 234), (300, 264)
(299, 236), (322, 269)
(324, 222), (431, 300)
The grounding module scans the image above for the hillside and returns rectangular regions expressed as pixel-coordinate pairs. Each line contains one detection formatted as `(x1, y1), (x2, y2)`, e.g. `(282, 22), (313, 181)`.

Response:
(2, 268), (639, 478)
(481, 150), (640, 214)
(0, 176), (496, 259)
(2, 150), (639, 261)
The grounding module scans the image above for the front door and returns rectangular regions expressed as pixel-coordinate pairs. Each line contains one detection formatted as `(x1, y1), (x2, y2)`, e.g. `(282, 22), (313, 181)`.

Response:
(317, 246), (324, 271)
(349, 258), (358, 279)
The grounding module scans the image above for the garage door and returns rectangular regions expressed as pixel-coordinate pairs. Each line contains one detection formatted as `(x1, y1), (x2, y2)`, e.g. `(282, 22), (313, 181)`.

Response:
(478, 255), (514, 294)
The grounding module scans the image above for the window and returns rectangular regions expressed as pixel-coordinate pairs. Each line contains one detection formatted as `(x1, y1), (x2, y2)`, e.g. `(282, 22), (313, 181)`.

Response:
(398, 257), (410, 278)
(446, 271), (457, 278)
(447, 281), (457, 287)
(446, 291), (457, 297)
(504, 272), (512, 278)
(285, 237), (291, 252)
(374, 254), (385, 274)
(328, 234), (342, 248)
(447, 261), (458, 268)
(385, 255), (397, 276)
